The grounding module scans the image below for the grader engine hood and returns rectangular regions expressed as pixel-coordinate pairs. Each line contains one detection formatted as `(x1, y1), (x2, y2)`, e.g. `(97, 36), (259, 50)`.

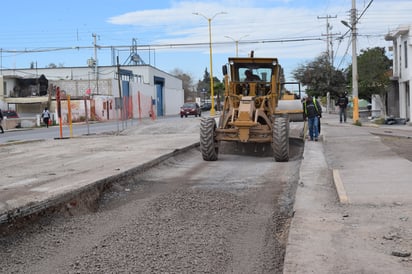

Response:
(232, 96), (257, 142)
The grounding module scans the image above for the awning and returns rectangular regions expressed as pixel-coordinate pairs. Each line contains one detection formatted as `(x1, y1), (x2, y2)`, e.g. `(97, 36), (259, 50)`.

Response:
(4, 96), (49, 104)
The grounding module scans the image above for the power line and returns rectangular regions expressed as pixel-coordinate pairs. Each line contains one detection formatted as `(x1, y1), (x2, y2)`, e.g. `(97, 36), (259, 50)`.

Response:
(335, 0), (374, 70)
(0, 36), (324, 54)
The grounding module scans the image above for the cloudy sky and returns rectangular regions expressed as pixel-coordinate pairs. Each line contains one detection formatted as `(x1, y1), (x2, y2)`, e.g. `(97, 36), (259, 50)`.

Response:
(0, 0), (411, 82)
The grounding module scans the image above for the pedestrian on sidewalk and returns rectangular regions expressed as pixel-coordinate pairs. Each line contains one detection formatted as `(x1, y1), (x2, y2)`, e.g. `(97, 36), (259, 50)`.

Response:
(41, 107), (51, 128)
(303, 96), (322, 141)
(336, 92), (349, 123)
(0, 109), (4, 133)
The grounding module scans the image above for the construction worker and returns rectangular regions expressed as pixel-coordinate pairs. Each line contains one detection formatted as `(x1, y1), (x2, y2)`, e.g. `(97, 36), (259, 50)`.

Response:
(303, 96), (322, 141)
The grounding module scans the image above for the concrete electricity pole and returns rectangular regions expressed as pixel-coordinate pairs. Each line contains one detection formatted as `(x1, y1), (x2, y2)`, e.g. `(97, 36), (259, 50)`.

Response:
(350, 0), (359, 122)
(92, 33), (99, 94)
(317, 15), (337, 64)
(318, 15), (339, 113)
(341, 0), (359, 123)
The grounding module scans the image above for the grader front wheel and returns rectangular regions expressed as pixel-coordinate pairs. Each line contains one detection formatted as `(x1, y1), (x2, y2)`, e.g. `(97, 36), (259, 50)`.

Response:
(272, 115), (289, 162)
(200, 117), (219, 161)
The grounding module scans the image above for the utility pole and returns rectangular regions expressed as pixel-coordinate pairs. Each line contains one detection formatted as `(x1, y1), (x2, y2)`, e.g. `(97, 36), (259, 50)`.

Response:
(318, 15), (339, 113)
(92, 33), (99, 94)
(350, 0), (359, 122)
(341, 1), (359, 123)
(317, 15), (339, 65)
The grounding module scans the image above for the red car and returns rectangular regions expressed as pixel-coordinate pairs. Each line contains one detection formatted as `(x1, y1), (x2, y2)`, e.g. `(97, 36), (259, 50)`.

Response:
(180, 102), (201, 118)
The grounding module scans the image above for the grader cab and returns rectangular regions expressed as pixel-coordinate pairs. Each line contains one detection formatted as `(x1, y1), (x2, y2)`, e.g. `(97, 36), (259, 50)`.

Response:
(200, 56), (302, 162)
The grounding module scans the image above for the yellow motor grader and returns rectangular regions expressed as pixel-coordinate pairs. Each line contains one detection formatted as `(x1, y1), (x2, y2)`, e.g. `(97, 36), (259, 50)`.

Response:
(200, 56), (303, 162)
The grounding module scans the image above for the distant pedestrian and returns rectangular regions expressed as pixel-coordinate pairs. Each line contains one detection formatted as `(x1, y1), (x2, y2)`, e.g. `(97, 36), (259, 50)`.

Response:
(303, 96), (322, 141)
(335, 92), (349, 123)
(41, 107), (51, 128)
(0, 109), (4, 134)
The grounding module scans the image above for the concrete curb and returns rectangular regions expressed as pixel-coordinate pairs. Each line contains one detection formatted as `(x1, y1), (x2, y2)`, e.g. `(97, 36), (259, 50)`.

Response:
(370, 131), (412, 139)
(332, 169), (349, 204)
(0, 139), (45, 147)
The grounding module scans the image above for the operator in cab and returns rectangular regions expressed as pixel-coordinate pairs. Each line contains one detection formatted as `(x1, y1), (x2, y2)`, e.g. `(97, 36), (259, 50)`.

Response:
(244, 70), (260, 81)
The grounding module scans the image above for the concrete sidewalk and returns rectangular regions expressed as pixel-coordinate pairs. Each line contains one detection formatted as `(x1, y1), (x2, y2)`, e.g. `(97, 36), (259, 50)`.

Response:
(284, 113), (412, 273)
(323, 113), (412, 205)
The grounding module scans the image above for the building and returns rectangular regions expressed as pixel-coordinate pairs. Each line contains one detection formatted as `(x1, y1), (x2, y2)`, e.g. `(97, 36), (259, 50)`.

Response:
(0, 64), (184, 128)
(385, 24), (412, 122)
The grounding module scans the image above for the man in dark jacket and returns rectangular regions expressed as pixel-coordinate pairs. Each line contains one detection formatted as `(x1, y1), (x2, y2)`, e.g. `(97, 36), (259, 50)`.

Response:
(303, 96), (322, 141)
(335, 92), (349, 123)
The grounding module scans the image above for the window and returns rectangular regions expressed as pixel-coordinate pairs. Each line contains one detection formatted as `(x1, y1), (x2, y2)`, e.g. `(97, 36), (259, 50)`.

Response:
(404, 41), (408, 68)
(237, 67), (272, 82)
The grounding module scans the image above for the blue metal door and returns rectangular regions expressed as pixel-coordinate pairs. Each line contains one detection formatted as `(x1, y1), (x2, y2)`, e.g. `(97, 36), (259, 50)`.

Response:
(122, 80), (129, 97)
(154, 77), (164, 116)
(122, 80), (130, 118)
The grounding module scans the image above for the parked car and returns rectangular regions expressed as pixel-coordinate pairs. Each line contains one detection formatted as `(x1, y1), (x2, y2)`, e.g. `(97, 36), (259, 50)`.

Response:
(2, 110), (19, 118)
(180, 102), (201, 118)
(200, 102), (211, 111)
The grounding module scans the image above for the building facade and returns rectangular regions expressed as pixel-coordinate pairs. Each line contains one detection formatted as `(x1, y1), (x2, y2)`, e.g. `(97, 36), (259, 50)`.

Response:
(0, 64), (184, 127)
(385, 24), (412, 122)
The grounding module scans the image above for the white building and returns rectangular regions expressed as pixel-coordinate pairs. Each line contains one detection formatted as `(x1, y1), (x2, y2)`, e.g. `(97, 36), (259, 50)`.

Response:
(0, 64), (184, 127)
(385, 24), (412, 122)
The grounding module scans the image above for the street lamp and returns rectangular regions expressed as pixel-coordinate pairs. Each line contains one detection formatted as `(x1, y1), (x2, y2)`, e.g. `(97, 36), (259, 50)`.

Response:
(193, 11), (226, 116)
(341, 0), (359, 123)
(224, 35), (249, 57)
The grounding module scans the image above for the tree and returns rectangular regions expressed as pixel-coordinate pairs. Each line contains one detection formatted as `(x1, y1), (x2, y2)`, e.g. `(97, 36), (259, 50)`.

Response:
(196, 67), (221, 103)
(196, 68), (211, 95)
(346, 47), (391, 116)
(45, 63), (64, 68)
(292, 53), (346, 98)
(214, 82), (225, 110)
(170, 68), (194, 101)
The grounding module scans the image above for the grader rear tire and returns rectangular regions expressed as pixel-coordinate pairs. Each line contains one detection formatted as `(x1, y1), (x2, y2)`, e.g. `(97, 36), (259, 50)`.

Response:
(200, 117), (219, 161)
(272, 115), (289, 162)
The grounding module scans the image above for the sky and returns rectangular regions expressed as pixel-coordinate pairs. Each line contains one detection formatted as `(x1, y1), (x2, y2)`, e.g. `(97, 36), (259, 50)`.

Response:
(0, 0), (411, 84)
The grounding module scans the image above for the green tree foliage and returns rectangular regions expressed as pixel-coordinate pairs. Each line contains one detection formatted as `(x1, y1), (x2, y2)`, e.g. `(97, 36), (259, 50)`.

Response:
(214, 81), (225, 110)
(196, 67), (221, 98)
(347, 47), (391, 102)
(170, 68), (194, 101)
(196, 67), (211, 95)
(45, 63), (65, 68)
(292, 53), (346, 98)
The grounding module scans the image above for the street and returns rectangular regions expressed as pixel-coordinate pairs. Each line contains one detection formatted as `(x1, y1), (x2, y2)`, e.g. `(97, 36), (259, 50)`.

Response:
(0, 117), (304, 273)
